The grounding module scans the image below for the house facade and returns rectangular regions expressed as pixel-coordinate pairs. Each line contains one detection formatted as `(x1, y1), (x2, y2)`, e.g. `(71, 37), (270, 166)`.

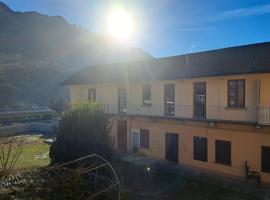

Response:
(64, 42), (270, 185)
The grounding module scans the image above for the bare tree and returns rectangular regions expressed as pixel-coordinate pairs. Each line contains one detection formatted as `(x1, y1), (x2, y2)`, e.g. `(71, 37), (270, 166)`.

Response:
(0, 136), (23, 177)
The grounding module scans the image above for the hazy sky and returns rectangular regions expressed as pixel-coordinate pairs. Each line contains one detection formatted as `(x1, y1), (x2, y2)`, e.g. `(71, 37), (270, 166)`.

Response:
(3, 0), (270, 58)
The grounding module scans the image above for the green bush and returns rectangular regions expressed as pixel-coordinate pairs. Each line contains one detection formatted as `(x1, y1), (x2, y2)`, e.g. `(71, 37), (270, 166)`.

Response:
(50, 101), (113, 164)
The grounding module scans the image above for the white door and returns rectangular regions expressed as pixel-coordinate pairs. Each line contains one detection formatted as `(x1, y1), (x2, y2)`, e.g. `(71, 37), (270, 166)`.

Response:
(131, 130), (140, 152)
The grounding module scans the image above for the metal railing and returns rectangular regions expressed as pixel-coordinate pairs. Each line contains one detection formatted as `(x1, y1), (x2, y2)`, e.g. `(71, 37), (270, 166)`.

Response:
(258, 106), (270, 125)
(67, 103), (270, 125)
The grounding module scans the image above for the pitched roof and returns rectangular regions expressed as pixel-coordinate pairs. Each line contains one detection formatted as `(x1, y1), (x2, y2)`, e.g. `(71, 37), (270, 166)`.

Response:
(62, 41), (270, 85)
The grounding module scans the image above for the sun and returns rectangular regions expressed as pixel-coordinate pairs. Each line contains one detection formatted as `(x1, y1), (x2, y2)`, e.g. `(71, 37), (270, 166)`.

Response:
(107, 10), (134, 41)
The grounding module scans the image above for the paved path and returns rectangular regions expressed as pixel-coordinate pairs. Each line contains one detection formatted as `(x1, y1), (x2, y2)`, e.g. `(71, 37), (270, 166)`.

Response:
(118, 154), (269, 200)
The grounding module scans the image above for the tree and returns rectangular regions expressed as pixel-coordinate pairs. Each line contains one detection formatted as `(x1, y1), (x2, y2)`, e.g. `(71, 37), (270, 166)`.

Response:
(50, 101), (113, 164)
(0, 136), (23, 178)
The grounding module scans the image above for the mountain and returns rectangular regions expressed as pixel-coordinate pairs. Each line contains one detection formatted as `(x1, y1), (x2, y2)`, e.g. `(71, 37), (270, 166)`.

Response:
(0, 2), (152, 108)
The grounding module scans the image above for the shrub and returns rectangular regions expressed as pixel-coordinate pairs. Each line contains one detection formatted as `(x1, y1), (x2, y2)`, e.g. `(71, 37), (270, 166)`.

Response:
(50, 101), (113, 164)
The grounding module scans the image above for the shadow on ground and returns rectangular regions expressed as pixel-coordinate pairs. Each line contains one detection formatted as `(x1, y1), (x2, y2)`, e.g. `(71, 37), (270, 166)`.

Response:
(112, 158), (263, 200)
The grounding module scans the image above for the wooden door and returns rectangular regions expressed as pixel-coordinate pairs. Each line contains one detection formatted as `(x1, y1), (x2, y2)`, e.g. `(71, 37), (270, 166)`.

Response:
(117, 120), (127, 152)
(165, 133), (179, 163)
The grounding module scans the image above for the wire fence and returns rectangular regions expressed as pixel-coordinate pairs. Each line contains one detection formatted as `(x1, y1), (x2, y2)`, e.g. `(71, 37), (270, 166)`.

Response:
(0, 120), (58, 138)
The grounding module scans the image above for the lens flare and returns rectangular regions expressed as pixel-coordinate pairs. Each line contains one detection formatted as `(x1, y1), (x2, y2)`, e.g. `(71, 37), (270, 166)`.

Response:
(107, 10), (134, 41)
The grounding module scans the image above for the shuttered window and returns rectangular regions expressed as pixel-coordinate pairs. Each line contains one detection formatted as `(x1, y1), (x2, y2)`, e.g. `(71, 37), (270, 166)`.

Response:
(164, 84), (175, 116)
(228, 79), (245, 107)
(262, 146), (270, 173)
(88, 88), (96, 101)
(118, 87), (127, 113)
(193, 137), (207, 162)
(140, 129), (149, 149)
(215, 140), (231, 165)
(142, 84), (151, 106)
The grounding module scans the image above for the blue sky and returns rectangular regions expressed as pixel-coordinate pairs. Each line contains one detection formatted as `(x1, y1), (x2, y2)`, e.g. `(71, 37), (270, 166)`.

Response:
(2, 0), (270, 58)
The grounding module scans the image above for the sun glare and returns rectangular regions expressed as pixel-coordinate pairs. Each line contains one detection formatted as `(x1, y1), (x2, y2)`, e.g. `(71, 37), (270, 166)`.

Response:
(107, 10), (134, 42)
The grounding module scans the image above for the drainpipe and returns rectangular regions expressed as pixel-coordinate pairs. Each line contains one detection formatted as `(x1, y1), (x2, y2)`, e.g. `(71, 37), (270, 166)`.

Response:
(129, 117), (132, 153)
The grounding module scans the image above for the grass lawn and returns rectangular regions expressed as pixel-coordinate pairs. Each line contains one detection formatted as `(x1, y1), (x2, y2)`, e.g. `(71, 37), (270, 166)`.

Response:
(5, 134), (51, 169)
(15, 135), (51, 169)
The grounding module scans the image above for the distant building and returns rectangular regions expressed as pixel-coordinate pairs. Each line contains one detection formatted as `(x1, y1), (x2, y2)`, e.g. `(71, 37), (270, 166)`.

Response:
(63, 42), (270, 185)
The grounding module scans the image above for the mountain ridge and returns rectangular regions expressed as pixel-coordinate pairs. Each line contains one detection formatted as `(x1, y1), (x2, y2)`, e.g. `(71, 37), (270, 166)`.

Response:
(0, 1), (152, 108)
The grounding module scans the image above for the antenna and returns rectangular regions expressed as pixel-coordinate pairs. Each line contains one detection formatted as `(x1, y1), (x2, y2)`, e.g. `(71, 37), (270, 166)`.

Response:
(185, 44), (196, 66)
(185, 52), (190, 66)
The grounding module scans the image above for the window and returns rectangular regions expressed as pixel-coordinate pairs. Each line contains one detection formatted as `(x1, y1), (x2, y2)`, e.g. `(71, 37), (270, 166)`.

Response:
(193, 82), (206, 120)
(118, 87), (127, 113)
(193, 136), (207, 162)
(140, 129), (149, 149)
(142, 84), (151, 106)
(88, 88), (96, 101)
(228, 79), (245, 107)
(164, 84), (175, 116)
(215, 140), (231, 165)
(262, 146), (270, 173)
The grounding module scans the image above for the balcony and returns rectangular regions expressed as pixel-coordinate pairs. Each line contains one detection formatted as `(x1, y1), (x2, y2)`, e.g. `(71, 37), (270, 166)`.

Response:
(106, 104), (270, 125)
(68, 103), (270, 125)
(258, 106), (270, 125)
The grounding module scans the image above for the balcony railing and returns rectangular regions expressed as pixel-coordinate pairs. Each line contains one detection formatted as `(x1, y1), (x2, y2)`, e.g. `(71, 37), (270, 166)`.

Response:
(258, 106), (270, 125)
(67, 103), (270, 125)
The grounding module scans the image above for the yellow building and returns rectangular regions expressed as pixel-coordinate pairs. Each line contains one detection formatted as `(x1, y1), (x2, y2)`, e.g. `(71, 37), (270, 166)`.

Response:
(63, 42), (270, 185)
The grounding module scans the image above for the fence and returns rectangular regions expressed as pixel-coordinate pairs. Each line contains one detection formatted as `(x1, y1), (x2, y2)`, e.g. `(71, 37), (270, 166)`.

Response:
(0, 120), (58, 138)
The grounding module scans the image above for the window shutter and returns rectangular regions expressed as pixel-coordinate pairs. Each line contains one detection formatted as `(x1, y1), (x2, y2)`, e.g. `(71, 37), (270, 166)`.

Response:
(140, 129), (149, 149)
(262, 146), (270, 173)
(193, 137), (207, 162)
(215, 140), (231, 165)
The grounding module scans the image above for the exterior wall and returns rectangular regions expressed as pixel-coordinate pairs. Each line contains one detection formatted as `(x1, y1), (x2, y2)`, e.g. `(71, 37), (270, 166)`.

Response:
(110, 116), (270, 184)
(70, 85), (83, 102)
(128, 81), (166, 116)
(70, 84), (119, 113)
(204, 75), (259, 122)
(259, 74), (270, 105)
(68, 73), (270, 184)
(68, 73), (270, 123)
(258, 74), (270, 124)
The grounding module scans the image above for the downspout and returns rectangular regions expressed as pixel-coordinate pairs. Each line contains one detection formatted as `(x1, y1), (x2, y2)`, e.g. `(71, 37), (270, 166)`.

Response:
(129, 116), (132, 153)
